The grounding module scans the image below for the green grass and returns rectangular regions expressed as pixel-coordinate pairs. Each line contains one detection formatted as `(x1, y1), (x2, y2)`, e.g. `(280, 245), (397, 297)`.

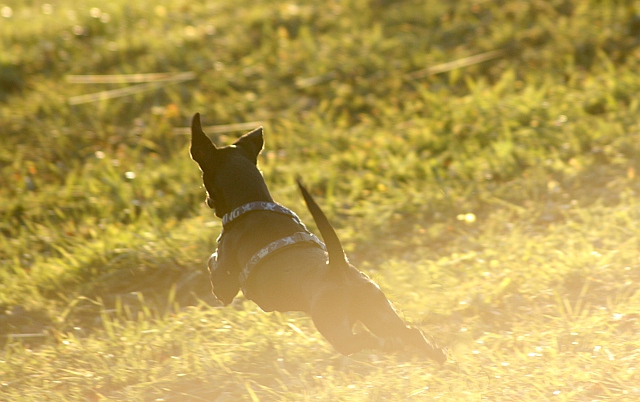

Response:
(1, 0), (640, 400)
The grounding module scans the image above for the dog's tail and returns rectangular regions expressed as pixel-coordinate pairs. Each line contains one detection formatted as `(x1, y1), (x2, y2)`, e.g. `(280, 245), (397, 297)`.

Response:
(296, 178), (349, 271)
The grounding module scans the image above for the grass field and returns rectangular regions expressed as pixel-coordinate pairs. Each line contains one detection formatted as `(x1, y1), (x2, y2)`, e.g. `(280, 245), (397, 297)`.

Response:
(1, 0), (640, 400)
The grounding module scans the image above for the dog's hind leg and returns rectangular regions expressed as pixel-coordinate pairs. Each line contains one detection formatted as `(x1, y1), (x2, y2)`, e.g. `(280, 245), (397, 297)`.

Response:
(353, 283), (446, 364)
(310, 290), (383, 355)
(399, 326), (446, 364)
(366, 314), (446, 364)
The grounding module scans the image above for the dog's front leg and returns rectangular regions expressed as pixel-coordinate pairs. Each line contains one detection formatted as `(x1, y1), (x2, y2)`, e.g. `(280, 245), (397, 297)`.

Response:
(208, 251), (240, 305)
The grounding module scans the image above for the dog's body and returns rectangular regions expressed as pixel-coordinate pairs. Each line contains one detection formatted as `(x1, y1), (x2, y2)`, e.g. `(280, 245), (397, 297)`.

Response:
(190, 113), (445, 364)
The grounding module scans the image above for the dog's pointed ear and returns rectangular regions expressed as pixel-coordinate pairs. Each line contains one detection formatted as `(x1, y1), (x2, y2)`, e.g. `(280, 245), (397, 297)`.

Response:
(190, 113), (217, 164)
(234, 126), (264, 164)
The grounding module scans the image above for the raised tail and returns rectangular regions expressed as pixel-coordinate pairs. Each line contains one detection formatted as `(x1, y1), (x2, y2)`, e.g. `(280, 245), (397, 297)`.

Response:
(296, 178), (349, 271)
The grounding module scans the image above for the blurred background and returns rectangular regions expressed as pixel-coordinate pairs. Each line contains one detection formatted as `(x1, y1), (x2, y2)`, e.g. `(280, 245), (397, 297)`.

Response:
(1, 0), (639, 399)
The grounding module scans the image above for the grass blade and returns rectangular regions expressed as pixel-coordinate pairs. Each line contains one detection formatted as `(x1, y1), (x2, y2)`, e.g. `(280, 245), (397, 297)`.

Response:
(405, 49), (506, 79)
(67, 72), (196, 105)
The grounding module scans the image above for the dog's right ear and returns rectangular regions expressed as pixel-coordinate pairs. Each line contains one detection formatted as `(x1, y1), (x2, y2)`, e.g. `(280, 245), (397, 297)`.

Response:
(190, 113), (217, 164)
(234, 126), (264, 165)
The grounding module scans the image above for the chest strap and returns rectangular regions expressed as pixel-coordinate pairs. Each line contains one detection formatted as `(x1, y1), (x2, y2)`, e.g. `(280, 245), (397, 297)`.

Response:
(239, 231), (326, 284)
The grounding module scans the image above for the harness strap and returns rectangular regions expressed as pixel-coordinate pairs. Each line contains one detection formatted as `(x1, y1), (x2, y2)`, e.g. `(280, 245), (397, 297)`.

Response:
(218, 201), (309, 243)
(239, 231), (326, 285)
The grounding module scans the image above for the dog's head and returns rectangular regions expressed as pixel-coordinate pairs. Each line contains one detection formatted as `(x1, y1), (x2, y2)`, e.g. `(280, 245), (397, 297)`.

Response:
(190, 113), (271, 218)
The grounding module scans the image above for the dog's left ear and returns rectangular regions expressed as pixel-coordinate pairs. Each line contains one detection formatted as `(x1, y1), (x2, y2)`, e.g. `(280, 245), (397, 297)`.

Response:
(234, 126), (264, 164)
(190, 113), (217, 164)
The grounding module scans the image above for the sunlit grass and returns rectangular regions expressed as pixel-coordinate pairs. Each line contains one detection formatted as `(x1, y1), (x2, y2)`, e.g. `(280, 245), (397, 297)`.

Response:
(1, 0), (640, 400)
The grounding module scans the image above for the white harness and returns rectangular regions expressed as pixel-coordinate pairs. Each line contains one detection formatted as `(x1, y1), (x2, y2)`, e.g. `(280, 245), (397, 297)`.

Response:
(214, 201), (326, 289)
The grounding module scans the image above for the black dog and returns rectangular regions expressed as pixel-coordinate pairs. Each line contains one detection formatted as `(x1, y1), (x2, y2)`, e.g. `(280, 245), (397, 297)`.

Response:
(190, 113), (445, 364)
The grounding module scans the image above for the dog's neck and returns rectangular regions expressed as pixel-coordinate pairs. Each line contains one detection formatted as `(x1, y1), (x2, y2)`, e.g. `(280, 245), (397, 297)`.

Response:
(213, 163), (274, 218)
